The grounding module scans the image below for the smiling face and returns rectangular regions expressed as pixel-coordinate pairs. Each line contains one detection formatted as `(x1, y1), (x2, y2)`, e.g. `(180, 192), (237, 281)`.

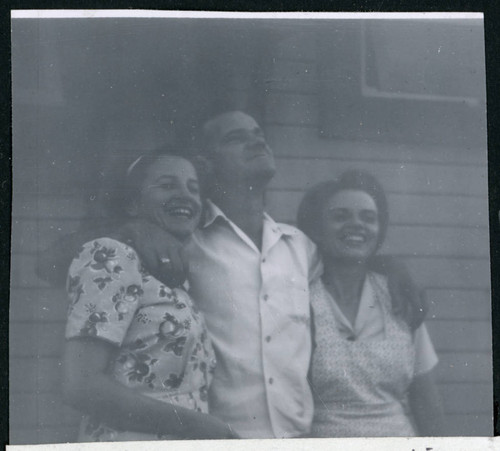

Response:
(206, 111), (276, 186)
(319, 189), (380, 264)
(131, 156), (202, 241)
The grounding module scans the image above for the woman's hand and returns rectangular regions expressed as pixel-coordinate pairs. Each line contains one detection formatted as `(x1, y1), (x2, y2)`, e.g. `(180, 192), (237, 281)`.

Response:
(63, 338), (240, 439)
(409, 369), (446, 436)
(183, 414), (239, 440)
(116, 219), (189, 287)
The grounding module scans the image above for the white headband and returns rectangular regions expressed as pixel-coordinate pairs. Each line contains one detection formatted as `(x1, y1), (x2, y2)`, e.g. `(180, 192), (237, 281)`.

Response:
(126, 155), (144, 176)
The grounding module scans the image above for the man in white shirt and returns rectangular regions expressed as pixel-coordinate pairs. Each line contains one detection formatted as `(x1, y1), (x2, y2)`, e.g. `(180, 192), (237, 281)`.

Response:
(183, 111), (321, 437)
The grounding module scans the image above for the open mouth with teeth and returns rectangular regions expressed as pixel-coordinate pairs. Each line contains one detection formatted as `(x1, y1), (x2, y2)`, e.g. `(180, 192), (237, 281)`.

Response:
(164, 205), (196, 219)
(342, 233), (367, 244)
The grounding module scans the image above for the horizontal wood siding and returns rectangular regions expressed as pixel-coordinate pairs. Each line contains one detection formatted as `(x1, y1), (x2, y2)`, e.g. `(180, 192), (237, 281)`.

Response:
(261, 35), (492, 436)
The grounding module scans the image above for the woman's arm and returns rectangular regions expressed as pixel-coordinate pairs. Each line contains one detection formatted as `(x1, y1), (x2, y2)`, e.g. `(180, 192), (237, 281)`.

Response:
(62, 338), (238, 439)
(408, 369), (446, 436)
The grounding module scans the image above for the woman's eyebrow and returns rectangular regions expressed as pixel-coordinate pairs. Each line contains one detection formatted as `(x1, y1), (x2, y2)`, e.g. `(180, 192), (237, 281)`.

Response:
(222, 129), (247, 139)
(152, 175), (200, 185)
(153, 175), (176, 182)
(328, 207), (377, 211)
(222, 127), (263, 139)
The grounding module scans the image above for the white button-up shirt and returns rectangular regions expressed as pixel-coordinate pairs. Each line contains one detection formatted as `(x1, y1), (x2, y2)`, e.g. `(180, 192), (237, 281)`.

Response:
(186, 200), (322, 438)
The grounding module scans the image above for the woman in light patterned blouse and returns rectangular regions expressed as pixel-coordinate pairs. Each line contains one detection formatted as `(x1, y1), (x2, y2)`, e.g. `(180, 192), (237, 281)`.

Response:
(298, 170), (445, 437)
(62, 148), (237, 441)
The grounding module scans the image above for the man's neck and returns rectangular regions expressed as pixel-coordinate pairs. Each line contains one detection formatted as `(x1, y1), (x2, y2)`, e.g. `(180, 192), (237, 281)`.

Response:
(212, 180), (267, 250)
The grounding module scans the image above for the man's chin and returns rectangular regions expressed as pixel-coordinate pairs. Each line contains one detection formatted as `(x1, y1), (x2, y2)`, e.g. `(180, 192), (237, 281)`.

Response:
(254, 165), (276, 183)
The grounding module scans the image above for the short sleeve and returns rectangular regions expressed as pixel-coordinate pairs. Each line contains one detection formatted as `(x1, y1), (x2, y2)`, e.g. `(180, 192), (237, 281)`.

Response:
(414, 323), (439, 376)
(65, 237), (144, 346)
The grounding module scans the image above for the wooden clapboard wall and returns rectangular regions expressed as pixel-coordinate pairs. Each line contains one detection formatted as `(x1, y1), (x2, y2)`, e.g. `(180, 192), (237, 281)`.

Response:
(263, 30), (492, 436)
(10, 106), (88, 443)
(10, 19), (491, 443)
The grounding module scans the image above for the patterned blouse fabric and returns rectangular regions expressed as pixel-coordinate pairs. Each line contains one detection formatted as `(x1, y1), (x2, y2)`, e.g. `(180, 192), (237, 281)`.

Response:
(65, 238), (216, 442)
(310, 272), (437, 438)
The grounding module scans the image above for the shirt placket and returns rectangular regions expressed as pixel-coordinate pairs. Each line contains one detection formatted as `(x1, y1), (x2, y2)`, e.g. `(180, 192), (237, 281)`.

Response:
(222, 215), (278, 435)
(259, 221), (285, 437)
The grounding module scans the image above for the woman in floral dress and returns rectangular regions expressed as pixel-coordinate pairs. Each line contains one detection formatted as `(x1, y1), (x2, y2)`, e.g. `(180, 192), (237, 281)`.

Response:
(62, 149), (237, 441)
(297, 170), (445, 437)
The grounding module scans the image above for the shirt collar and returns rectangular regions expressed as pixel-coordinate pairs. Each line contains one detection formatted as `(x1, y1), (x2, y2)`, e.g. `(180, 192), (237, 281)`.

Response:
(202, 199), (296, 238)
(263, 212), (296, 238)
(201, 199), (227, 228)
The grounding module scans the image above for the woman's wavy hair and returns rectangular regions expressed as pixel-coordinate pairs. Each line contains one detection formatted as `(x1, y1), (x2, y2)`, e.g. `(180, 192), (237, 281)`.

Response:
(297, 169), (426, 330)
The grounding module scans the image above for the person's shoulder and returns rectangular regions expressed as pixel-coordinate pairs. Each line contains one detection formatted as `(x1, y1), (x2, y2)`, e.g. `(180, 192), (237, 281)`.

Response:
(77, 237), (140, 262)
(80, 236), (131, 249)
(276, 222), (300, 234)
(272, 221), (318, 254)
(274, 221), (308, 239)
(281, 223), (318, 248)
(69, 237), (144, 286)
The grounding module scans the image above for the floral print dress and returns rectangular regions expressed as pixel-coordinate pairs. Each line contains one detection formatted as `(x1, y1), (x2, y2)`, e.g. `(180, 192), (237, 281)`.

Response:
(65, 237), (216, 442)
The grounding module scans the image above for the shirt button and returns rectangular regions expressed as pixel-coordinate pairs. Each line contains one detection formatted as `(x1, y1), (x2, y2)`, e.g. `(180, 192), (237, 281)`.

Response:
(265, 335), (271, 343)
(269, 377), (274, 384)
(262, 258), (266, 263)
(263, 294), (269, 301)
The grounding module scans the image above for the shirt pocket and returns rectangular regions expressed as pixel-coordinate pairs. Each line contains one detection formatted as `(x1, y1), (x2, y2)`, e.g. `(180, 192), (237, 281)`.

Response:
(279, 273), (311, 327)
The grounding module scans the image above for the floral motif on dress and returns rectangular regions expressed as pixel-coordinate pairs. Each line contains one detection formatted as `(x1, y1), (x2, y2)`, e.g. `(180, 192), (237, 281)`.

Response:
(65, 238), (217, 442)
